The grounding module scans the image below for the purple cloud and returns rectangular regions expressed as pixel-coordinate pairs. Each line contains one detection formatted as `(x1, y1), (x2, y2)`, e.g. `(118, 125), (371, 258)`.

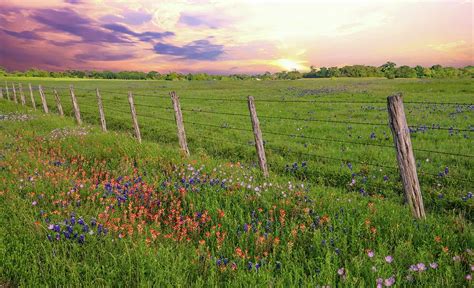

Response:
(1, 29), (43, 40)
(32, 8), (131, 44)
(178, 12), (234, 29)
(64, 0), (82, 4)
(153, 39), (224, 61)
(75, 53), (135, 61)
(102, 23), (174, 42)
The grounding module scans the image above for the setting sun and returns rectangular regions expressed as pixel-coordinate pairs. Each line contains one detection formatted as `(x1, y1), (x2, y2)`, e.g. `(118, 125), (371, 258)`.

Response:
(274, 59), (308, 72)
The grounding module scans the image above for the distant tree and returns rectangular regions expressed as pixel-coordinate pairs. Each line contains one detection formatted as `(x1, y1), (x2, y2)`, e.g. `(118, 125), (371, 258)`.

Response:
(414, 65), (425, 78)
(380, 62), (396, 79)
(327, 67), (341, 77)
(395, 66), (417, 78)
(147, 71), (161, 80)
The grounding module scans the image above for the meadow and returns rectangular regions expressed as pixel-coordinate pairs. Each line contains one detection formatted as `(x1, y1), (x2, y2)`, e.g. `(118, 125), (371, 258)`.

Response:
(1, 77), (473, 286)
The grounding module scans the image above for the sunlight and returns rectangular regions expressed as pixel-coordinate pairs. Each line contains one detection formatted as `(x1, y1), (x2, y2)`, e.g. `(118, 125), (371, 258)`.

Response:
(274, 59), (307, 71)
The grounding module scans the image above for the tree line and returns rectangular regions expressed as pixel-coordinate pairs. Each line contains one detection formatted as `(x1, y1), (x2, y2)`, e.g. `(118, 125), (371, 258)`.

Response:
(1, 62), (472, 80)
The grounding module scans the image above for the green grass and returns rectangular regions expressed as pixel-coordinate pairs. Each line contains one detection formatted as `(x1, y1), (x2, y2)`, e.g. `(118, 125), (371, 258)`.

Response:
(0, 78), (473, 286)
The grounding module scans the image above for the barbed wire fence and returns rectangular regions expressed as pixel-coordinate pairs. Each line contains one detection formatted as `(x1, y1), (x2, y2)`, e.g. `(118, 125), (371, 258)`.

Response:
(2, 81), (473, 219)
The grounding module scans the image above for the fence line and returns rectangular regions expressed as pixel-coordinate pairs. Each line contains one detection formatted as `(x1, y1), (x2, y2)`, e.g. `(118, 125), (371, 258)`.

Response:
(3, 81), (473, 219)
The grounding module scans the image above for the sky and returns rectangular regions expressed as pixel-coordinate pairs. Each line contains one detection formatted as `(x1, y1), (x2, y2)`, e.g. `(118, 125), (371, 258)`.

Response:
(0, 0), (472, 74)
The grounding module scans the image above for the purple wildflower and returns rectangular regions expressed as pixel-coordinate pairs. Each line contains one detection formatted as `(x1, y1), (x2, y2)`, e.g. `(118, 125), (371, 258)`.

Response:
(385, 255), (393, 264)
(337, 267), (345, 276)
(367, 250), (375, 258)
(417, 263), (426, 271)
(384, 276), (395, 287)
(376, 278), (383, 288)
(32, 201), (37, 206)
(430, 262), (438, 269)
(409, 265), (419, 272)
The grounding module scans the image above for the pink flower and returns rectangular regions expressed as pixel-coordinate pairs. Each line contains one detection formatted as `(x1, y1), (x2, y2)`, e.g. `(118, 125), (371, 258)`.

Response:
(367, 250), (375, 258)
(430, 262), (438, 269)
(32, 201), (37, 206)
(376, 278), (383, 288)
(384, 276), (396, 287)
(466, 274), (472, 281)
(417, 263), (426, 271)
(385, 255), (393, 264)
(337, 267), (345, 276)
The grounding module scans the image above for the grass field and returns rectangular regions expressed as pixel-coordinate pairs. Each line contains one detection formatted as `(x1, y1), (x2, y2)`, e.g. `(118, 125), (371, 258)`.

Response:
(1, 77), (473, 286)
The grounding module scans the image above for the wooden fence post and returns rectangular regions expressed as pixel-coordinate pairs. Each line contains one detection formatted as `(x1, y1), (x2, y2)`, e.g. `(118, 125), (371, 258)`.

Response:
(5, 82), (10, 100)
(53, 89), (64, 116)
(69, 85), (82, 125)
(0, 87), (3, 99)
(19, 83), (26, 106)
(38, 85), (49, 113)
(170, 91), (190, 156)
(387, 93), (425, 219)
(96, 88), (107, 132)
(28, 83), (36, 110)
(12, 83), (17, 104)
(127, 91), (142, 143)
(247, 96), (269, 178)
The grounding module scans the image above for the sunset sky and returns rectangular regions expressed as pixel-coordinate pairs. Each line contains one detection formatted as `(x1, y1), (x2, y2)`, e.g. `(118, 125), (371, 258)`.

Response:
(0, 0), (472, 74)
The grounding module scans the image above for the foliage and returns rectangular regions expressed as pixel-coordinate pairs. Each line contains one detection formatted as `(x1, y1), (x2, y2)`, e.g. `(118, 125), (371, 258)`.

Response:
(1, 62), (472, 81)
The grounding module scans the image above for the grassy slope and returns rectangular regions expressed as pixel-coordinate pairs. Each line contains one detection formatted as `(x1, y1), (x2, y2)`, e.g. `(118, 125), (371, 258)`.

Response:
(0, 96), (473, 286)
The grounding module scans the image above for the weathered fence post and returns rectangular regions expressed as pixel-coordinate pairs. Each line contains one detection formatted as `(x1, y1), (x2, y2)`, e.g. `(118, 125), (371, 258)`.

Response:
(96, 88), (107, 132)
(387, 93), (425, 219)
(170, 91), (190, 156)
(247, 96), (269, 178)
(0, 87), (3, 99)
(5, 82), (10, 100)
(69, 85), (82, 125)
(127, 91), (142, 143)
(19, 83), (26, 106)
(12, 83), (17, 104)
(53, 89), (64, 116)
(38, 85), (49, 113)
(28, 83), (36, 110)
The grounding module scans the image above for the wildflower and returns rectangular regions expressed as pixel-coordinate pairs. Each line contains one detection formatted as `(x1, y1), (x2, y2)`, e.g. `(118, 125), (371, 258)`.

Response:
(247, 262), (253, 270)
(430, 262), (438, 269)
(376, 278), (383, 288)
(384, 276), (395, 287)
(417, 263), (426, 271)
(385, 255), (393, 264)
(453, 255), (461, 262)
(47, 234), (52, 241)
(466, 274), (472, 281)
(409, 265), (418, 272)
(255, 262), (261, 271)
(337, 267), (345, 276)
(78, 234), (85, 244)
(32, 201), (37, 206)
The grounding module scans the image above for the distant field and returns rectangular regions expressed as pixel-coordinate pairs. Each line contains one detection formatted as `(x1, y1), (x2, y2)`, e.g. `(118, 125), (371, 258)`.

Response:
(1, 78), (473, 286)
(4, 77), (472, 215)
